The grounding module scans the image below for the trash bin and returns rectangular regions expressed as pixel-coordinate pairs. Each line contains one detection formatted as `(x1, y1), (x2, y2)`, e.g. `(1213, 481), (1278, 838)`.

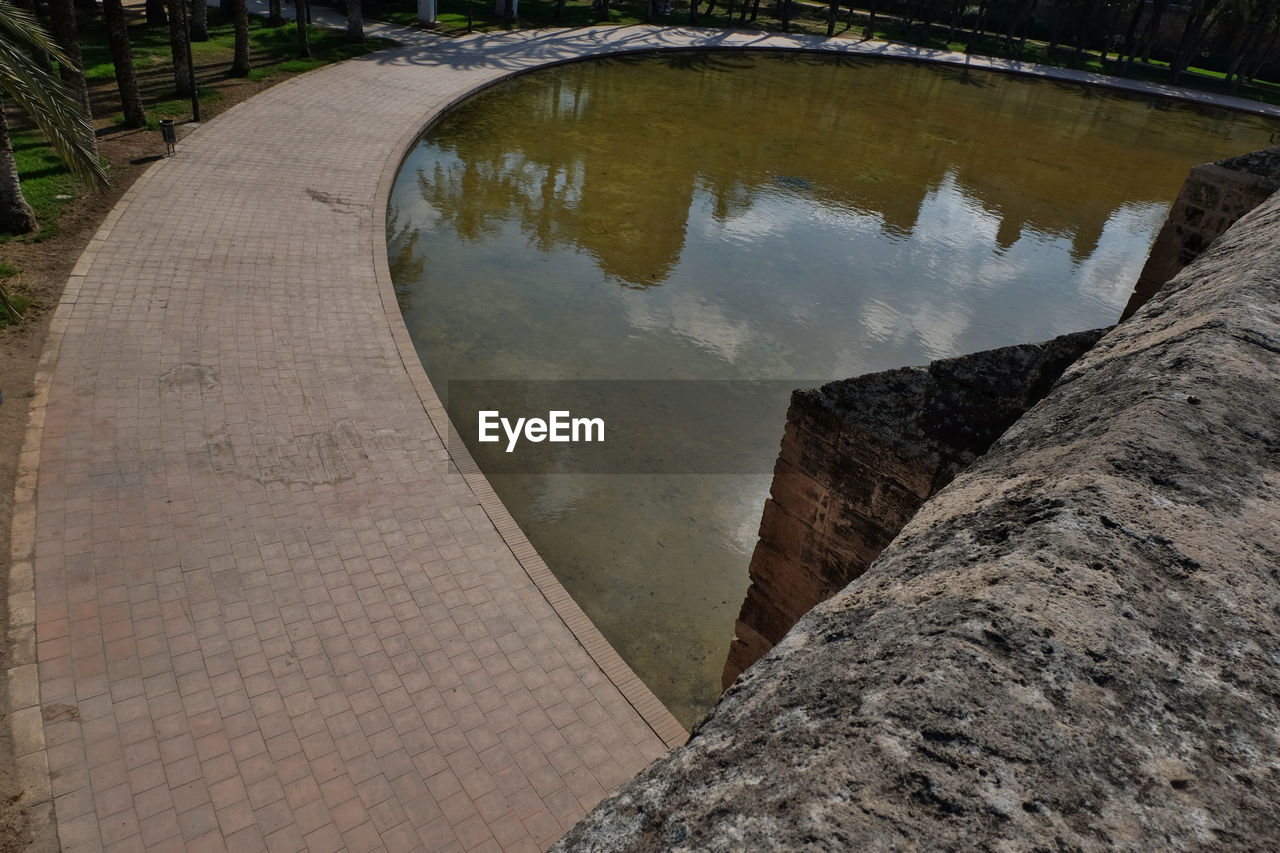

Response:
(159, 119), (177, 156)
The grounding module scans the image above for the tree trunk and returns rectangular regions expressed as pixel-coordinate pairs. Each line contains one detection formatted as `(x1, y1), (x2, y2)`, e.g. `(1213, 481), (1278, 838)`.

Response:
(231, 0), (249, 76)
(1004, 0), (1033, 52)
(1138, 0), (1168, 62)
(101, 0), (147, 127)
(1225, 0), (1275, 87)
(168, 0), (192, 97)
(862, 0), (876, 38)
(268, 0), (284, 26)
(965, 0), (987, 52)
(346, 0), (363, 40)
(826, 0), (838, 35)
(146, 0), (168, 25)
(778, 0), (790, 29)
(1120, 0), (1144, 69)
(191, 0), (208, 39)
(1170, 0), (1220, 81)
(295, 0), (311, 56)
(688, 0), (698, 23)
(0, 104), (38, 235)
(554, 0), (565, 21)
(503, 0), (513, 22)
(1072, 0), (1103, 62)
(47, 0), (95, 149)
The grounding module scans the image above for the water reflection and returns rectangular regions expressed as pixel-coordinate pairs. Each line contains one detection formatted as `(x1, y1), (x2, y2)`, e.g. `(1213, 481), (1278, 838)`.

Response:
(388, 51), (1275, 725)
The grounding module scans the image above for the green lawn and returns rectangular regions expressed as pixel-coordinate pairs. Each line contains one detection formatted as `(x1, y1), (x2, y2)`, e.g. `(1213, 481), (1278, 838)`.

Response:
(5, 10), (391, 242)
(364, 0), (1280, 107)
(2, 130), (79, 244)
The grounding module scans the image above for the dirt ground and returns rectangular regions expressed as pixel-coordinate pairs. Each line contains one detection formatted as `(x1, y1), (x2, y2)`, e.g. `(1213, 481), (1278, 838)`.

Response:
(0, 69), (305, 850)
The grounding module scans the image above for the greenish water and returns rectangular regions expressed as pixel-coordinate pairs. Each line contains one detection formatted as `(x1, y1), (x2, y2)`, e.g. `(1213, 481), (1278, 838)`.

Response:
(387, 51), (1276, 727)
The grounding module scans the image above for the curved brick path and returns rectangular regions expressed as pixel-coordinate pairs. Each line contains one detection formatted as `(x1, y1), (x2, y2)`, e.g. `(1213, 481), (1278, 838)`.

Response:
(10, 19), (1279, 853)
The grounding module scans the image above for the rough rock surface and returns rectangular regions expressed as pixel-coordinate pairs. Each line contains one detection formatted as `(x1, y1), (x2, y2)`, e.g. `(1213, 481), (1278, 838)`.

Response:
(555, 193), (1280, 850)
(1124, 145), (1280, 319)
(724, 328), (1109, 689)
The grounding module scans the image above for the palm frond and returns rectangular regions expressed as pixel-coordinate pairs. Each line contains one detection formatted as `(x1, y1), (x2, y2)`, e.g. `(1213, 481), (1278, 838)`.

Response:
(0, 2), (106, 188)
(0, 1), (72, 71)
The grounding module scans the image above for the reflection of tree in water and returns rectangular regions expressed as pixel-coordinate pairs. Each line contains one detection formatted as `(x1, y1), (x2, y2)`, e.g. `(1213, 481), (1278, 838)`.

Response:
(414, 52), (1272, 287)
(386, 206), (425, 311)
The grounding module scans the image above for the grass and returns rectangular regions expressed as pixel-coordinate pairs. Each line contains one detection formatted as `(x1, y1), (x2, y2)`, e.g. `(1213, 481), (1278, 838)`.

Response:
(0, 262), (29, 327)
(79, 12), (390, 107)
(365, 0), (1280, 107)
(5, 10), (391, 241)
(1, 131), (79, 244)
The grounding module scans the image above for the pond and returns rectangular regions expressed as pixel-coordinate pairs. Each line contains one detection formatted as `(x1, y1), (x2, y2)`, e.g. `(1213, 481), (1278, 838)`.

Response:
(387, 50), (1276, 727)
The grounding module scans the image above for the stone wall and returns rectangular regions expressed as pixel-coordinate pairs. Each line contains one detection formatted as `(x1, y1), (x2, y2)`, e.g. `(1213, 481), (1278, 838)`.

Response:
(554, 181), (1280, 851)
(1121, 146), (1280, 319)
(722, 329), (1107, 689)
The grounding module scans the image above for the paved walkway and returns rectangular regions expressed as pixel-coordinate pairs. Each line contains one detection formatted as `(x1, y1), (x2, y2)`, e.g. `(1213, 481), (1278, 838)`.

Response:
(9, 16), (1279, 853)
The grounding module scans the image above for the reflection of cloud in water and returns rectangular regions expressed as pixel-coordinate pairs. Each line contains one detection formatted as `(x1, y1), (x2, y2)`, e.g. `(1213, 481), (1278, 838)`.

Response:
(910, 172), (999, 261)
(711, 475), (773, 557)
(619, 288), (756, 366)
(1075, 203), (1169, 311)
(859, 298), (975, 363)
(704, 188), (881, 247)
(527, 474), (591, 522)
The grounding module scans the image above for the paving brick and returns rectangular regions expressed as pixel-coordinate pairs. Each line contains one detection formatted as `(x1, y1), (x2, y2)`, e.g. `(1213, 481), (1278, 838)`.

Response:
(25, 18), (720, 853)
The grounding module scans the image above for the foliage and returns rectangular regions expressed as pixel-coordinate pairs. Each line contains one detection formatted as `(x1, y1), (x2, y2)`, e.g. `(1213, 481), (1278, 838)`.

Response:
(364, 0), (1280, 104)
(0, 1), (106, 187)
(0, 260), (27, 326)
(0, 128), (77, 242)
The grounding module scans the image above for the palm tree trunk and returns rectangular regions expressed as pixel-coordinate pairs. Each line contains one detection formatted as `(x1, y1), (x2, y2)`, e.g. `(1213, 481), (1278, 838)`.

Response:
(295, 0), (311, 57)
(1138, 0), (1168, 62)
(191, 0), (208, 39)
(101, 0), (147, 127)
(146, 0), (168, 25)
(268, 0), (284, 25)
(346, 0), (362, 40)
(230, 0), (249, 75)
(168, 0), (192, 96)
(46, 0), (94, 149)
(1072, 0), (1103, 62)
(1170, 0), (1220, 81)
(0, 103), (38, 235)
(1119, 0), (1143, 70)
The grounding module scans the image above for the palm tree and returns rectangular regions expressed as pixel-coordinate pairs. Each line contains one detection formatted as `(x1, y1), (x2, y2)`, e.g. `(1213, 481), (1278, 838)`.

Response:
(346, 0), (362, 42)
(45, 0), (93, 145)
(0, 0), (107, 233)
(101, 0), (146, 126)
(190, 0), (208, 40)
(168, 0), (192, 97)
(230, 0), (249, 76)
(295, 0), (310, 58)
